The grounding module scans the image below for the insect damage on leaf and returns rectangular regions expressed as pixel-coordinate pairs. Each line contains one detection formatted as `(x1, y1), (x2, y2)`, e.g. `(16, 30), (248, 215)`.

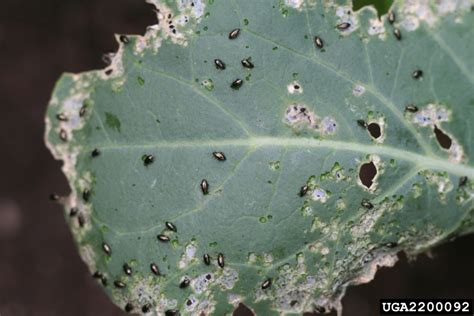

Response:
(44, 0), (474, 315)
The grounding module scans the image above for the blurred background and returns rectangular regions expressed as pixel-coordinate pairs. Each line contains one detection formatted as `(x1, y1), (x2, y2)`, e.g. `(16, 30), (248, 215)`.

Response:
(0, 0), (473, 315)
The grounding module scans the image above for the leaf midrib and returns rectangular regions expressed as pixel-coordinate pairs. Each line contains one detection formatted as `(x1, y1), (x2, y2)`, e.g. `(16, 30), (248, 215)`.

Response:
(94, 137), (473, 177)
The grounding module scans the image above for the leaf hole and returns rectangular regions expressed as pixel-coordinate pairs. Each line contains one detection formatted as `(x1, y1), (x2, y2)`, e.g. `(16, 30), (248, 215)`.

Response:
(352, 0), (393, 16)
(359, 161), (377, 189)
(434, 125), (452, 149)
(233, 303), (254, 316)
(367, 122), (381, 139)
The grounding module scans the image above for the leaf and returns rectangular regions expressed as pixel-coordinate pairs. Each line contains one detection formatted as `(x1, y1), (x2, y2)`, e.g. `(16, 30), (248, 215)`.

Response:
(353, 0), (393, 16)
(45, 0), (474, 315)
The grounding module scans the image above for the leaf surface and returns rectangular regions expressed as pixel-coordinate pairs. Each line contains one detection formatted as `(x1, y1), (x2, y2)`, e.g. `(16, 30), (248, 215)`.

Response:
(45, 0), (474, 314)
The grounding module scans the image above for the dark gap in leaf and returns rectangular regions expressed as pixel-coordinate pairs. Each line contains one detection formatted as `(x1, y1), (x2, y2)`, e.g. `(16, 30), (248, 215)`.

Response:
(304, 307), (337, 315)
(459, 176), (468, 187)
(233, 303), (254, 316)
(352, 0), (393, 16)
(434, 125), (452, 149)
(367, 122), (381, 139)
(359, 161), (377, 188)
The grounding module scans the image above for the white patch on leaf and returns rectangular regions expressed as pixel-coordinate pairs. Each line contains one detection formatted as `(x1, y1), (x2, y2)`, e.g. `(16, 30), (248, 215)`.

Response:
(368, 18), (386, 38)
(143, 0), (206, 49)
(420, 170), (453, 201)
(321, 116), (338, 135)
(352, 85), (366, 97)
(217, 268), (239, 290)
(179, 243), (197, 268)
(311, 187), (328, 203)
(228, 293), (242, 307)
(409, 104), (465, 163)
(192, 272), (214, 294)
(287, 81), (303, 94)
(335, 6), (359, 35)
(284, 104), (338, 135)
(284, 104), (319, 129)
(284, 0), (304, 10)
(410, 103), (450, 127)
(397, 0), (472, 31)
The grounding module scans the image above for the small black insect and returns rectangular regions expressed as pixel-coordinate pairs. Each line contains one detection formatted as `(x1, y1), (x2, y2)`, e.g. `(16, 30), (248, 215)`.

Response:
(101, 276), (108, 287)
(405, 104), (419, 113)
(314, 305), (326, 314)
(166, 221), (177, 232)
(336, 22), (351, 30)
(388, 11), (396, 24)
(200, 179), (209, 195)
(59, 129), (68, 142)
(385, 241), (398, 248)
(217, 253), (225, 268)
(69, 207), (78, 217)
(361, 199), (374, 209)
(114, 280), (126, 288)
(49, 193), (60, 201)
(261, 278), (272, 289)
(78, 214), (85, 227)
(79, 105), (87, 117)
(56, 113), (68, 121)
(119, 35), (130, 44)
(241, 58), (254, 69)
(393, 28), (402, 40)
(231, 79), (243, 90)
(357, 119), (368, 128)
(228, 28), (240, 39)
(179, 277), (191, 288)
(102, 242), (112, 256)
(412, 69), (423, 79)
(157, 234), (170, 242)
(212, 151), (226, 161)
(214, 59), (226, 70)
(299, 185), (309, 197)
(91, 148), (100, 157)
(82, 189), (91, 202)
(459, 176), (468, 187)
(92, 271), (103, 279)
(314, 36), (324, 49)
(142, 304), (152, 313)
(123, 263), (132, 276)
(203, 253), (211, 265)
(124, 303), (134, 313)
(150, 263), (160, 275)
(143, 154), (155, 166)
(165, 310), (180, 316)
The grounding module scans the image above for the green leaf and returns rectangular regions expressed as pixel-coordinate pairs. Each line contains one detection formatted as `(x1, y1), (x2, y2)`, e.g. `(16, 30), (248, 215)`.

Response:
(353, 0), (393, 16)
(45, 0), (474, 314)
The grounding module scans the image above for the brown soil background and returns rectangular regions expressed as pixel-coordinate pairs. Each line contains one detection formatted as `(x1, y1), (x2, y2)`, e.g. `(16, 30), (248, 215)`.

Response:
(0, 1), (472, 315)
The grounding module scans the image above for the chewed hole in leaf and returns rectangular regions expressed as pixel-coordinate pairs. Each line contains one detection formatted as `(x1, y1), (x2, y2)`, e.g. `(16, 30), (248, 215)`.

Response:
(359, 161), (377, 189)
(367, 122), (381, 139)
(234, 303), (254, 316)
(44, 0), (474, 314)
(352, 0), (393, 16)
(434, 125), (452, 149)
